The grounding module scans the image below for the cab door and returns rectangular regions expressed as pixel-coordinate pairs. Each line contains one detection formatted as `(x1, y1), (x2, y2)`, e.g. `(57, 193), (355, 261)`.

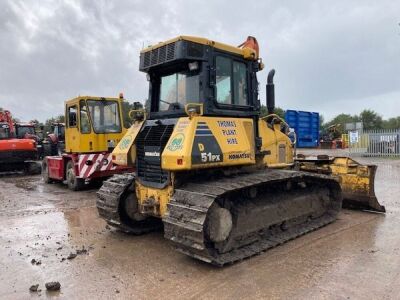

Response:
(77, 99), (95, 152)
(65, 103), (80, 153)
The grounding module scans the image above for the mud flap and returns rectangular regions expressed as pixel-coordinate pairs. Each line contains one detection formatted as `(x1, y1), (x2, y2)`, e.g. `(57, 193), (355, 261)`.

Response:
(296, 156), (385, 213)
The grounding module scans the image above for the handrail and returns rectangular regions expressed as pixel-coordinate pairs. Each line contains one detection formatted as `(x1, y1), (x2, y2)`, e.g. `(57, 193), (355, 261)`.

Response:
(184, 103), (204, 118)
(129, 109), (147, 122)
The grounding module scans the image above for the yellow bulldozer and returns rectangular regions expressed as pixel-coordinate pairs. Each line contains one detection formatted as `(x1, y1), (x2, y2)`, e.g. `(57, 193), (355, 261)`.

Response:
(96, 36), (384, 266)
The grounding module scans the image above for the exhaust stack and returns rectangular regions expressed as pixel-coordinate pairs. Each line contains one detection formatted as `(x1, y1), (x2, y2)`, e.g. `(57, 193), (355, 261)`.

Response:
(266, 69), (275, 114)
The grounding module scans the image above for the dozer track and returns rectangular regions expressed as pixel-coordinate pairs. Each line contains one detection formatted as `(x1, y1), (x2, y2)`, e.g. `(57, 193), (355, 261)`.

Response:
(96, 173), (162, 234)
(163, 169), (342, 266)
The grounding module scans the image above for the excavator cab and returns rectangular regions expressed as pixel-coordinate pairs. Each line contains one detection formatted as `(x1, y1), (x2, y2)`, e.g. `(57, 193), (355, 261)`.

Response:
(15, 123), (36, 139)
(0, 123), (10, 139)
(0, 110), (39, 173)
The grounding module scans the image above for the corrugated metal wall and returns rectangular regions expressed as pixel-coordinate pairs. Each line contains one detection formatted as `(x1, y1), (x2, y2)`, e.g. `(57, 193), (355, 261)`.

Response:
(285, 110), (319, 148)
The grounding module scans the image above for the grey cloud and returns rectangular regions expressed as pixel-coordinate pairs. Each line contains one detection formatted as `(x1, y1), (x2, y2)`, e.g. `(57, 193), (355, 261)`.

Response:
(0, 0), (399, 122)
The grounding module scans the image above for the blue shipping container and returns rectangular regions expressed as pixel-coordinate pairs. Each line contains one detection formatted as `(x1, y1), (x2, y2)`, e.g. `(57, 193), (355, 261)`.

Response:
(284, 110), (320, 148)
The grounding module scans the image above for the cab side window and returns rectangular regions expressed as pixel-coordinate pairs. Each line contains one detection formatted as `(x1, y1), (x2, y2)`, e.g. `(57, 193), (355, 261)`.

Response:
(216, 56), (232, 104)
(68, 106), (77, 127)
(233, 61), (247, 105)
(215, 56), (248, 106)
(79, 100), (91, 133)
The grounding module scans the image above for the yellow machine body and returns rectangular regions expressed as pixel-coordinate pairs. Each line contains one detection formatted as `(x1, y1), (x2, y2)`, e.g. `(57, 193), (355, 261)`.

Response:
(109, 35), (383, 218)
(142, 35), (259, 60)
(258, 119), (294, 168)
(112, 120), (144, 166)
(135, 182), (173, 216)
(97, 35), (384, 266)
(162, 117), (256, 170)
(112, 114), (295, 217)
(65, 96), (127, 153)
(113, 116), (294, 171)
(114, 116), (384, 218)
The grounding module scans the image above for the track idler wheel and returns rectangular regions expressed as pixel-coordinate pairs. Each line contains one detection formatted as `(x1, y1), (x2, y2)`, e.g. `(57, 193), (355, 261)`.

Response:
(206, 205), (233, 243)
(123, 192), (146, 222)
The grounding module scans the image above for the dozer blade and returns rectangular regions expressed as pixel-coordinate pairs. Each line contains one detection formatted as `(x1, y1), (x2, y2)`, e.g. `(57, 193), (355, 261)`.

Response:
(296, 155), (385, 213)
(328, 157), (385, 212)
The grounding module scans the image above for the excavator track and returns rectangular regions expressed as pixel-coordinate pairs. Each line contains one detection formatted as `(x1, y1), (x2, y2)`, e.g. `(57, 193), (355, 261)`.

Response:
(163, 169), (342, 266)
(96, 173), (161, 234)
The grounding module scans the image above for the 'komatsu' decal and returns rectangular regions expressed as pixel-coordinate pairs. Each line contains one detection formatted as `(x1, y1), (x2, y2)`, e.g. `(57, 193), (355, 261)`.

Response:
(145, 151), (160, 157)
(192, 121), (223, 164)
(228, 153), (250, 160)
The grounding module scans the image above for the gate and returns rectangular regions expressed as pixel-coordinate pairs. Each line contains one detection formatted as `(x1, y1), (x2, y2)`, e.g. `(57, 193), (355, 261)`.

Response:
(348, 129), (400, 157)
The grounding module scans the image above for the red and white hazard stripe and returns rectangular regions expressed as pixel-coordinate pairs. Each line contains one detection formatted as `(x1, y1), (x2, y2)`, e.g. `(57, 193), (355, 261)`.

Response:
(77, 153), (116, 178)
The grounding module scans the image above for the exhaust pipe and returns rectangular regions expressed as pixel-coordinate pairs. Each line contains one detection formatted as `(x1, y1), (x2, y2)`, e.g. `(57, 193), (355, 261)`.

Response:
(266, 69), (275, 114)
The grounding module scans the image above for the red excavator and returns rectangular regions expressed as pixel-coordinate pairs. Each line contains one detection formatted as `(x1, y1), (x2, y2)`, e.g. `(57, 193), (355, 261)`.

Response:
(0, 109), (41, 174)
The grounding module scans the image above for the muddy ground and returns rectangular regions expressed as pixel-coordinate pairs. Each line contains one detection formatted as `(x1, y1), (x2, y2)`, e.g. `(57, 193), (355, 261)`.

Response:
(0, 150), (399, 299)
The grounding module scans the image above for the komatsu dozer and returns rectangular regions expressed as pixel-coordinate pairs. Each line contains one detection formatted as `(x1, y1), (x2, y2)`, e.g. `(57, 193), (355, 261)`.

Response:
(97, 36), (385, 266)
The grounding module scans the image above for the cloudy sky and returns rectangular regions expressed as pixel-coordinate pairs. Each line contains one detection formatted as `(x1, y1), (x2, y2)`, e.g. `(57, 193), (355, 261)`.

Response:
(0, 0), (399, 122)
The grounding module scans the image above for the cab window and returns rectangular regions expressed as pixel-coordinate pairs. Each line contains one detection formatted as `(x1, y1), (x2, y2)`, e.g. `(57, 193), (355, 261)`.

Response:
(0, 124), (10, 139)
(216, 56), (248, 106)
(216, 56), (232, 104)
(87, 100), (121, 133)
(79, 100), (91, 133)
(68, 106), (77, 127)
(16, 126), (35, 138)
(233, 61), (247, 105)
(158, 66), (200, 111)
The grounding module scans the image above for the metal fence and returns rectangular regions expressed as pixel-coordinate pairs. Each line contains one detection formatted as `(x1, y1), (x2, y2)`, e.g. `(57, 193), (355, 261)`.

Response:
(348, 128), (400, 157)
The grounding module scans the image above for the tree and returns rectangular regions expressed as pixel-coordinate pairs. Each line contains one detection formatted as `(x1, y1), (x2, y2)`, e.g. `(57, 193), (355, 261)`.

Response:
(319, 115), (325, 128)
(359, 109), (383, 130)
(323, 113), (356, 135)
(382, 117), (400, 130)
(324, 109), (398, 132)
(30, 119), (43, 126)
(260, 105), (285, 119)
(43, 115), (64, 133)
